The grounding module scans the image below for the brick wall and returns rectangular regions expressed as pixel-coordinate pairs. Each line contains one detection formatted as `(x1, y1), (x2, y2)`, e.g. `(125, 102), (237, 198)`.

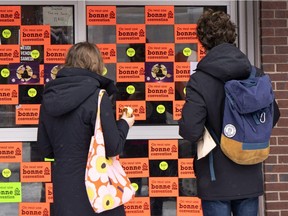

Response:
(260, 1), (288, 215)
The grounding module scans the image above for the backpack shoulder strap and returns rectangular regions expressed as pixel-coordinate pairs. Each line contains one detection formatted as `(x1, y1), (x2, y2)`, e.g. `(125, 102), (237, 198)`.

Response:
(248, 66), (257, 79)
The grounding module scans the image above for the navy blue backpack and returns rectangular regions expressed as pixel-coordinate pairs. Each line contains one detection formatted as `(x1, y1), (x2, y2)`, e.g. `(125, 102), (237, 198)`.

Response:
(219, 66), (274, 165)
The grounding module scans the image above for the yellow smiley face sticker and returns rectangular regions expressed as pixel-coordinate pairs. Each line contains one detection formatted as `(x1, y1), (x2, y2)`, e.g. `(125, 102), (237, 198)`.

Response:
(131, 183), (139, 192)
(102, 67), (108, 76)
(31, 50), (40, 59)
(159, 161), (168, 171)
(126, 85), (135, 95)
(183, 47), (192, 57)
(156, 104), (165, 114)
(2, 29), (11, 39)
(1, 68), (10, 78)
(2, 168), (11, 178)
(28, 88), (37, 98)
(126, 48), (136, 57)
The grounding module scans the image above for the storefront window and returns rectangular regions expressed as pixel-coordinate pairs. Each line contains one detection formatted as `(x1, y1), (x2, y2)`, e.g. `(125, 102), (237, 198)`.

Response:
(0, 5), (74, 127)
(87, 5), (226, 126)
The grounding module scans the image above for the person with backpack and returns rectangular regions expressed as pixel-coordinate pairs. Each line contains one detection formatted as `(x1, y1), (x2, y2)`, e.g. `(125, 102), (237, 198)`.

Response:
(178, 9), (280, 216)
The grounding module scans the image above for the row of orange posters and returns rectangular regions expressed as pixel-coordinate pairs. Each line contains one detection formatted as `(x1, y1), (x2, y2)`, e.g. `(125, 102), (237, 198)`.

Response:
(0, 141), (194, 177)
(2, 184), (202, 216)
(0, 101), (184, 125)
(0, 44), (203, 65)
(0, 86), (187, 125)
(16, 196), (202, 216)
(0, 45), (71, 65)
(87, 6), (192, 26)
(0, 83), (186, 100)
(0, 61), (193, 85)
(0, 100), (184, 125)
(1, 5), (199, 26)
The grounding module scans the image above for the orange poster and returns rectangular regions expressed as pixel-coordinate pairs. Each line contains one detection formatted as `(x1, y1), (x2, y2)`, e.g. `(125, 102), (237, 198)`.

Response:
(146, 43), (174, 62)
(44, 44), (71, 63)
(174, 24), (198, 43)
(198, 43), (206, 61)
(149, 140), (178, 160)
(145, 6), (174, 25)
(116, 24), (146, 44)
(178, 158), (195, 178)
(116, 62), (145, 82)
(116, 101), (146, 121)
(86, 6), (116, 25)
(174, 62), (190, 82)
(0, 84), (18, 105)
(45, 183), (53, 203)
(145, 82), (174, 101)
(15, 104), (40, 125)
(177, 197), (203, 216)
(0, 44), (20, 64)
(0, 142), (22, 163)
(149, 177), (178, 197)
(39, 64), (44, 84)
(0, 6), (21, 26)
(19, 202), (50, 216)
(20, 25), (50, 45)
(20, 162), (51, 183)
(97, 44), (117, 63)
(173, 100), (184, 120)
(125, 197), (150, 216)
(119, 158), (149, 178)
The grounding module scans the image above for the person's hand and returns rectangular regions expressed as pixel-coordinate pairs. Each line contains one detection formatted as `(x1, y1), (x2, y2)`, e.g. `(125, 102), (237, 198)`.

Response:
(121, 111), (135, 128)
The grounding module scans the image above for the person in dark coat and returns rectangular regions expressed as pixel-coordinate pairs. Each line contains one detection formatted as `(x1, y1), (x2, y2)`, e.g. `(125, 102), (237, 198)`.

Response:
(178, 9), (280, 216)
(37, 42), (135, 216)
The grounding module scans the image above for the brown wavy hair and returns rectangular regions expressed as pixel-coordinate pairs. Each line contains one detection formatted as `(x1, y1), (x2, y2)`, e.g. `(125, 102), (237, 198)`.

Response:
(64, 41), (104, 75)
(196, 9), (237, 51)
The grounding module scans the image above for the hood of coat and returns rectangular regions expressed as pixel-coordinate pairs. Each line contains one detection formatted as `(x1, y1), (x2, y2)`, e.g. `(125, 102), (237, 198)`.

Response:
(196, 43), (251, 82)
(42, 67), (117, 117)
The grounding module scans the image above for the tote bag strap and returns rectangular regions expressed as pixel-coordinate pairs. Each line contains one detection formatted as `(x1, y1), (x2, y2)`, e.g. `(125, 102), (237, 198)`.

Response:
(95, 89), (105, 136)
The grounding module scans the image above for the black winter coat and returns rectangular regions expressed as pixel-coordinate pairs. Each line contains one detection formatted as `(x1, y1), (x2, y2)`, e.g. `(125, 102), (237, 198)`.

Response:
(179, 43), (280, 200)
(37, 67), (129, 216)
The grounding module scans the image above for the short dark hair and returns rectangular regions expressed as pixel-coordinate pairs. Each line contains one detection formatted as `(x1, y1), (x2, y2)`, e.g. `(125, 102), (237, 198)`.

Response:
(196, 9), (237, 50)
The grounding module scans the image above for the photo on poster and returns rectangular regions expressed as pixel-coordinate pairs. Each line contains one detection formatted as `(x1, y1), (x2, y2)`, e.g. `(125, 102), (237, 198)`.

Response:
(9, 62), (40, 84)
(44, 64), (61, 83)
(145, 62), (173, 82)
(20, 45), (44, 63)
